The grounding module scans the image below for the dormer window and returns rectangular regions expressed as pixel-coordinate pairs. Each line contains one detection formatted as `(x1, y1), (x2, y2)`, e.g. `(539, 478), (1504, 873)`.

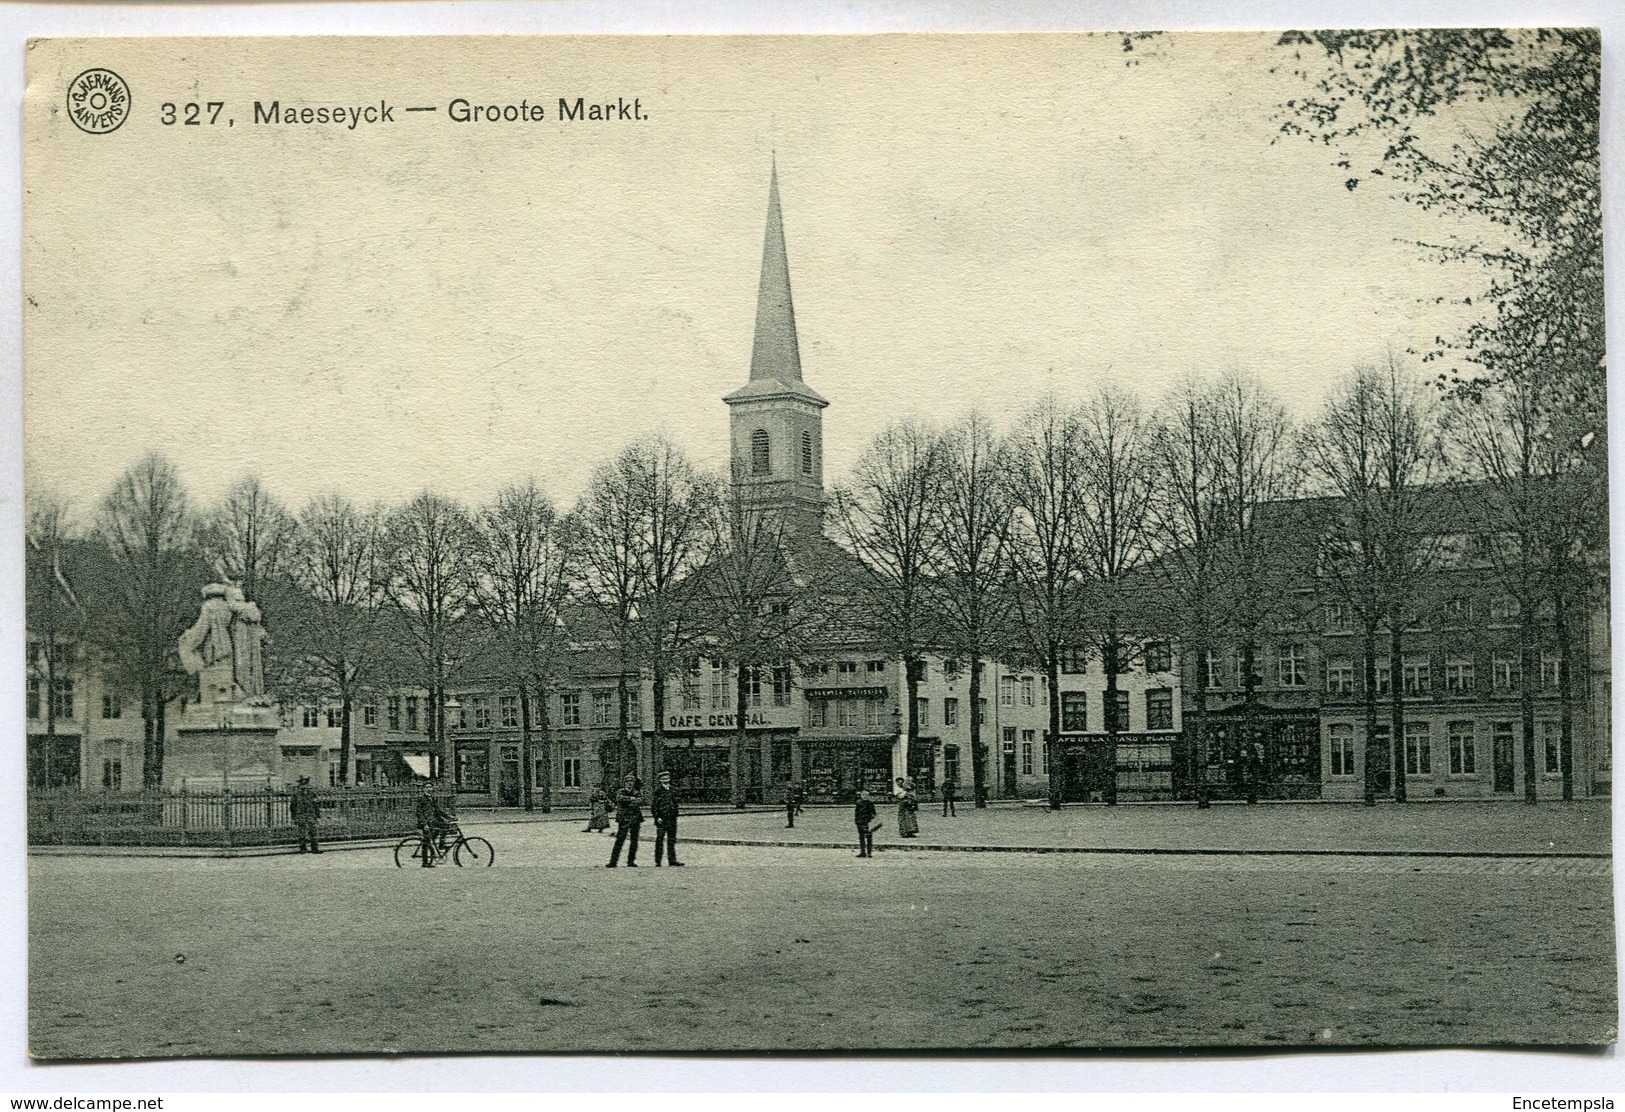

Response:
(801, 431), (813, 475)
(751, 429), (771, 475)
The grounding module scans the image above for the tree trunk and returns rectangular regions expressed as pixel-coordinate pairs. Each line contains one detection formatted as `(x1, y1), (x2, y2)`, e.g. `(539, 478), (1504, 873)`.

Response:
(732, 661), (748, 807)
(43, 641), (56, 789)
(1191, 636), (1210, 808)
(142, 690), (160, 790)
(1242, 642), (1260, 804)
(968, 652), (987, 808)
(1521, 610), (1539, 805)
(1388, 624), (1406, 803)
(153, 695), (167, 789)
(905, 658), (921, 792)
(536, 681), (554, 813)
(651, 660), (667, 781)
(617, 666), (632, 785)
(1045, 656), (1062, 810)
(1103, 627), (1120, 806)
(518, 684), (534, 812)
(1362, 621), (1379, 806)
(338, 693), (352, 786)
(1555, 588), (1575, 802)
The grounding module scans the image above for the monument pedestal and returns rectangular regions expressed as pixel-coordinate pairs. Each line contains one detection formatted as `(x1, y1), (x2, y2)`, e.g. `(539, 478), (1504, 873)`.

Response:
(169, 702), (283, 792)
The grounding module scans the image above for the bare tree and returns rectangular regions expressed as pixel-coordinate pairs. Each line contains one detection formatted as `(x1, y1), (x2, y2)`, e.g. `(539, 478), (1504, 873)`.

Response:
(832, 421), (944, 787)
(26, 491), (84, 789)
(1004, 395), (1090, 809)
(283, 494), (387, 787)
(1209, 371), (1301, 802)
(1302, 368), (1389, 806)
(625, 438), (716, 781)
(926, 413), (1011, 808)
(383, 491), (475, 782)
(1076, 386), (1156, 806)
(197, 474), (296, 606)
(94, 452), (199, 789)
(575, 449), (652, 784)
(698, 481), (823, 807)
(470, 479), (576, 812)
(1148, 378), (1226, 806)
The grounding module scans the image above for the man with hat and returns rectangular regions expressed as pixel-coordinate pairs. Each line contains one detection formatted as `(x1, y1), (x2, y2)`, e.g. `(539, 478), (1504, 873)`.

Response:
(290, 775), (321, 854)
(607, 773), (644, 867)
(651, 769), (684, 867)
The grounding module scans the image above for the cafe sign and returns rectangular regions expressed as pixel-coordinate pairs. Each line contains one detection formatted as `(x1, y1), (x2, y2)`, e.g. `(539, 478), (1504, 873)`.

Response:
(666, 710), (783, 732)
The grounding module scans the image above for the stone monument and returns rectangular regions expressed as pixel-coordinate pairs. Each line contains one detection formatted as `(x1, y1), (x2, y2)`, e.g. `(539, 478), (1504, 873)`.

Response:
(170, 582), (282, 791)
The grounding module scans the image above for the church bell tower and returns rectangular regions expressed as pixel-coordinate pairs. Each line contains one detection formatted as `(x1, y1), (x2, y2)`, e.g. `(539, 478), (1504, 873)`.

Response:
(724, 163), (829, 535)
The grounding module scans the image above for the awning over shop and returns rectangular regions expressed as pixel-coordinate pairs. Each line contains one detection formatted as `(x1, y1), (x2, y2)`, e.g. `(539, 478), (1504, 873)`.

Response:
(402, 753), (432, 778)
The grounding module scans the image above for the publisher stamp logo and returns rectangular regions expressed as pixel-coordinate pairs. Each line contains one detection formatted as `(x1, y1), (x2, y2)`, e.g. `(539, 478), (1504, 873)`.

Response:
(66, 68), (130, 134)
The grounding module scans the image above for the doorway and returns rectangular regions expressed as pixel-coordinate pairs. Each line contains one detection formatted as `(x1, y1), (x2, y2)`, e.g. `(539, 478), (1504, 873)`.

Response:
(1493, 723), (1516, 793)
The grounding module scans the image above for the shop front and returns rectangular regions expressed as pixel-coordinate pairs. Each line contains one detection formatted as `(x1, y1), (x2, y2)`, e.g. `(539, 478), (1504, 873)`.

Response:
(1196, 703), (1322, 801)
(656, 704), (799, 804)
(801, 737), (894, 802)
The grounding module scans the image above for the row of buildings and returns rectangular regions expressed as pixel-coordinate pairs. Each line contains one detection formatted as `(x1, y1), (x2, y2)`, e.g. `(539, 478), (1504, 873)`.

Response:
(26, 167), (1611, 806)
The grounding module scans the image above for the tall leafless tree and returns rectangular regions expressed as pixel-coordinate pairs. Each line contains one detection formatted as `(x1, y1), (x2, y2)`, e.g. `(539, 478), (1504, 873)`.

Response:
(470, 479), (576, 812)
(925, 413), (1011, 808)
(94, 452), (198, 789)
(1004, 395), (1090, 809)
(833, 421), (944, 788)
(197, 474), (296, 606)
(284, 494), (387, 787)
(383, 491), (475, 782)
(1148, 378), (1226, 806)
(26, 491), (84, 789)
(1076, 386), (1156, 806)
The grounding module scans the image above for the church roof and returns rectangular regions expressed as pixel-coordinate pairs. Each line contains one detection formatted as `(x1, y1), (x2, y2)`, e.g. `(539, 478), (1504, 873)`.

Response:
(725, 164), (828, 408)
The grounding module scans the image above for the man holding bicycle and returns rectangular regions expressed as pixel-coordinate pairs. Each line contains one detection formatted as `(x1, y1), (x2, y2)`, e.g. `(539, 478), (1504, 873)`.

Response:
(415, 782), (452, 868)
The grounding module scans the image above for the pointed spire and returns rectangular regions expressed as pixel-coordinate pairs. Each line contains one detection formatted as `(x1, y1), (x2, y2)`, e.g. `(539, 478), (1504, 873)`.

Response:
(749, 162), (803, 383)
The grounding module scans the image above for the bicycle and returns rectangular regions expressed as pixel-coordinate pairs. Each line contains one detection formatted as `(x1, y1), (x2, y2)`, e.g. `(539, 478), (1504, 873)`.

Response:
(394, 822), (495, 868)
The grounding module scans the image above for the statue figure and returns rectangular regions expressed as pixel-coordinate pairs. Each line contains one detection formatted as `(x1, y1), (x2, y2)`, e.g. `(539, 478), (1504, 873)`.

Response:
(179, 583), (267, 704)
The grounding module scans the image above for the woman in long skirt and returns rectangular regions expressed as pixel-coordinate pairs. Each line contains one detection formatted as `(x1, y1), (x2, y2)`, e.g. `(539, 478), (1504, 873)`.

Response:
(896, 777), (920, 838)
(584, 784), (612, 833)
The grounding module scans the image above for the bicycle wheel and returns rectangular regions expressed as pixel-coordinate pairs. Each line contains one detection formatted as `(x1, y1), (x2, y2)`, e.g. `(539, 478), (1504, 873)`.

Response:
(394, 836), (425, 868)
(454, 835), (495, 867)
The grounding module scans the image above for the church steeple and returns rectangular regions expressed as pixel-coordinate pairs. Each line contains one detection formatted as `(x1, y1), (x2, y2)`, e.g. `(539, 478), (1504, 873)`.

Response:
(725, 164), (829, 534)
(750, 162), (803, 385)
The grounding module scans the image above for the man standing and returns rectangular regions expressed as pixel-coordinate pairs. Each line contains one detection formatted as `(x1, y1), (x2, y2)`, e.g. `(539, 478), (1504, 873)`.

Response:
(854, 789), (877, 858)
(651, 770), (684, 867)
(414, 782), (444, 867)
(941, 777), (958, 817)
(607, 773), (643, 867)
(784, 776), (805, 829)
(290, 775), (321, 854)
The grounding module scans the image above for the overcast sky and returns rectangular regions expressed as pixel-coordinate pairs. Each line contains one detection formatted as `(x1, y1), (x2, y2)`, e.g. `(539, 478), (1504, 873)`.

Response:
(24, 32), (1504, 517)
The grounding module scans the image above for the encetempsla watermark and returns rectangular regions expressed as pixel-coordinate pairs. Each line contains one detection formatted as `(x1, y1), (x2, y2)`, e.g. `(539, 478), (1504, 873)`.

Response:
(1512, 1100), (1614, 1110)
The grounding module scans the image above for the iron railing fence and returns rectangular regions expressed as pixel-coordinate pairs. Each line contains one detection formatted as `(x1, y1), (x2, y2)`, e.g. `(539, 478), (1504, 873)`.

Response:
(27, 786), (452, 848)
